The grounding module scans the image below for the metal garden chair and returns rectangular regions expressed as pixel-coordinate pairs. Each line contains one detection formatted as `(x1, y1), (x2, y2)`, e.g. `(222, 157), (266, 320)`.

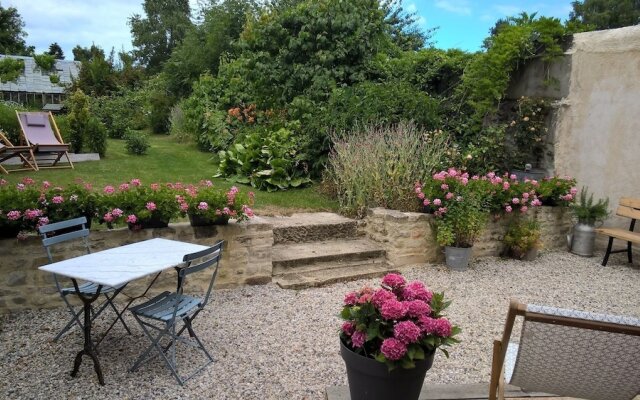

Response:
(129, 240), (224, 385)
(39, 216), (131, 341)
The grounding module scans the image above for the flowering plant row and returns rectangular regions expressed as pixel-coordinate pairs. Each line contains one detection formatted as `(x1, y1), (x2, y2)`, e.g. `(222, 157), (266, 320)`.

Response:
(0, 177), (255, 238)
(340, 273), (460, 370)
(414, 168), (576, 247)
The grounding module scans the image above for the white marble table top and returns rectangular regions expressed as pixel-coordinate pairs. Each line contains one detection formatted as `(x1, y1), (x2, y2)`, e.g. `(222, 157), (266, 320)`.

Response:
(39, 238), (210, 288)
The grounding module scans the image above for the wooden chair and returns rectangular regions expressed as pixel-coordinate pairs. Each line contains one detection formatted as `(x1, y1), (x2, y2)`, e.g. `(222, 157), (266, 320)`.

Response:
(596, 197), (640, 266)
(15, 111), (74, 170)
(489, 300), (640, 400)
(0, 130), (38, 174)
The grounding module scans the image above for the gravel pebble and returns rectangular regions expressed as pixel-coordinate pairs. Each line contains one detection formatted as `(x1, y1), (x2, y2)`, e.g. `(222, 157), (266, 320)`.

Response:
(1, 251), (638, 399)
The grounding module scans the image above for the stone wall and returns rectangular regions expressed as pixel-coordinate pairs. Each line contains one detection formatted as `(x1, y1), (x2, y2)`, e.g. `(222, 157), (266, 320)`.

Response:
(0, 218), (273, 314)
(360, 206), (572, 268)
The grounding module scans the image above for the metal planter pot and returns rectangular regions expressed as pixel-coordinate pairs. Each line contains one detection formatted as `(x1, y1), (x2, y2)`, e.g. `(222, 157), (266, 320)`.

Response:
(568, 222), (596, 257)
(340, 340), (435, 400)
(444, 246), (473, 271)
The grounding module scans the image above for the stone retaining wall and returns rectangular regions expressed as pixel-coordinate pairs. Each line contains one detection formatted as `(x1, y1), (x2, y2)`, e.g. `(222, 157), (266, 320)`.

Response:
(0, 218), (273, 314)
(360, 206), (572, 267)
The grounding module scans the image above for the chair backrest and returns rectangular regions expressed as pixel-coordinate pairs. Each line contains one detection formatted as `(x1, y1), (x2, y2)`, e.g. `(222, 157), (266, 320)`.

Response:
(508, 302), (640, 400)
(38, 216), (91, 263)
(176, 240), (224, 308)
(16, 111), (62, 146)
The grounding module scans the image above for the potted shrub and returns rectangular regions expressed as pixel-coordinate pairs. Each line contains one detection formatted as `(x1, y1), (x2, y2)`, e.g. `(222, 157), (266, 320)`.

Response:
(339, 273), (460, 400)
(503, 217), (541, 260)
(178, 182), (255, 226)
(44, 182), (98, 228)
(0, 177), (46, 238)
(568, 187), (609, 256)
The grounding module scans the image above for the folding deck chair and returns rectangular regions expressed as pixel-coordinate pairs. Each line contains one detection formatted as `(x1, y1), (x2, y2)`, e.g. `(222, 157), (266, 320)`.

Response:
(39, 217), (130, 341)
(489, 299), (640, 400)
(0, 130), (37, 174)
(130, 241), (224, 385)
(16, 111), (73, 170)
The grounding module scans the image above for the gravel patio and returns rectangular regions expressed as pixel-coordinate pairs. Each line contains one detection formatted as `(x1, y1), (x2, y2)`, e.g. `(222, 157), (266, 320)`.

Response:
(1, 250), (638, 400)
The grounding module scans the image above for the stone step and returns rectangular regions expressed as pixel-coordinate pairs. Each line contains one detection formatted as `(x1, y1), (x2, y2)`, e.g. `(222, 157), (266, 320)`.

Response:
(263, 213), (358, 244)
(272, 239), (385, 269)
(273, 259), (391, 289)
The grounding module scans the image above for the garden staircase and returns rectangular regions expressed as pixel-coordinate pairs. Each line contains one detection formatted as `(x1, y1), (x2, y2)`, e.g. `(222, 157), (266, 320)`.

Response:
(266, 213), (390, 289)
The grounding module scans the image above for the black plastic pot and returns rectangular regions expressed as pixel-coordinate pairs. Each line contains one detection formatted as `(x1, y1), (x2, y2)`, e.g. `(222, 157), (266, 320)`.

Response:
(340, 340), (435, 400)
(188, 213), (230, 226)
(128, 215), (169, 230)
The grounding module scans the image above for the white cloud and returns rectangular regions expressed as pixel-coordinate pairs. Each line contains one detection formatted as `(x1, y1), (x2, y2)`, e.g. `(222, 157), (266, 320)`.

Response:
(406, 3), (418, 13)
(434, 0), (472, 16)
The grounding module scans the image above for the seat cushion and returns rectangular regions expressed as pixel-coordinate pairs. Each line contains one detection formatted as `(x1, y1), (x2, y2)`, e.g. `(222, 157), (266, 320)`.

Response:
(25, 113), (48, 127)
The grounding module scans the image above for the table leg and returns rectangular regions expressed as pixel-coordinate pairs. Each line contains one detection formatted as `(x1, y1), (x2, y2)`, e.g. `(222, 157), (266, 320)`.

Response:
(69, 279), (105, 386)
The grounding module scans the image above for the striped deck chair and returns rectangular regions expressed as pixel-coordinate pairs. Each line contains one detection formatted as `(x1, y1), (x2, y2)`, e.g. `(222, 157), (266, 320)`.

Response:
(0, 130), (38, 174)
(16, 111), (74, 169)
(489, 300), (640, 400)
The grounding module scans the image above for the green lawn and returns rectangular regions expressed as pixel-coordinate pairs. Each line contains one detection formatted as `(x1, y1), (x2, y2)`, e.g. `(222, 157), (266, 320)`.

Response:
(2, 135), (338, 214)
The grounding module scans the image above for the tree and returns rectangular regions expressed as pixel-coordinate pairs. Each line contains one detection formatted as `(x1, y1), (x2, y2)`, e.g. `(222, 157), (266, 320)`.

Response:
(569, 0), (640, 30)
(72, 45), (117, 96)
(0, 4), (33, 55)
(381, 0), (433, 51)
(129, 0), (192, 74)
(47, 42), (64, 59)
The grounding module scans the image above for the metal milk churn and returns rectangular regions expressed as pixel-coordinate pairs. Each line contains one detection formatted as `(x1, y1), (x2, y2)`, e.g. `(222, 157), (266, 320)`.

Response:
(568, 222), (596, 257)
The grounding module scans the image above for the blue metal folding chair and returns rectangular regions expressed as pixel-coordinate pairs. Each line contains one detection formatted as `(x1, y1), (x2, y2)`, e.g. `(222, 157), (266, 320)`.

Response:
(129, 240), (224, 385)
(39, 217), (131, 341)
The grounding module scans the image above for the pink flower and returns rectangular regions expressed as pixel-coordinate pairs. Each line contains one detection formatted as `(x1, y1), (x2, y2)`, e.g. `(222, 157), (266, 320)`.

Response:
(405, 300), (431, 318)
(103, 213), (114, 223)
(223, 207), (231, 215)
(471, 175), (479, 180)
(351, 330), (367, 348)
(503, 182), (510, 190)
(570, 187), (578, 195)
(505, 205), (513, 213)
(119, 183), (130, 191)
(180, 202), (189, 212)
(126, 214), (137, 224)
(487, 172), (496, 179)
(418, 315), (438, 334)
(382, 273), (406, 289)
(342, 321), (356, 336)
(415, 186), (422, 194)
(522, 192), (530, 199)
(198, 202), (209, 210)
(460, 177), (468, 185)
(16, 183), (25, 191)
(380, 299), (407, 320)
(103, 185), (115, 194)
(0, 178), (7, 186)
(445, 192), (454, 200)
(380, 338), (407, 360)
(423, 199), (431, 206)
(131, 179), (141, 186)
(344, 292), (358, 306)
(447, 168), (458, 177)
(241, 205), (254, 217)
(510, 174), (517, 180)
(150, 183), (160, 190)
(111, 208), (123, 217)
(531, 198), (542, 207)
(417, 192), (425, 200)
(531, 180), (539, 186)
(146, 202), (157, 211)
(562, 194), (573, 201)
(7, 210), (21, 220)
(402, 281), (433, 302)
(512, 198), (520, 204)
(52, 195), (64, 204)
(22, 177), (34, 185)
(520, 206), (528, 213)
(42, 180), (51, 189)
(434, 318), (452, 337)
(204, 180), (214, 187)
(371, 289), (397, 308)
(441, 183), (449, 191)
(436, 207), (448, 216)
(433, 198), (442, 206)
(394, 320), (422, 344)
(37, 217), (49, 228)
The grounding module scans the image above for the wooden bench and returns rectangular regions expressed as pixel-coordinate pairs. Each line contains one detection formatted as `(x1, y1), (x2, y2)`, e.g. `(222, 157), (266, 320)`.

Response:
(595, 197), (640, 266)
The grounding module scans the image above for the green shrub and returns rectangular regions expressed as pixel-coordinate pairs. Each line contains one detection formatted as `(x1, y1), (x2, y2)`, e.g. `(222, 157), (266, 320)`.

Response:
(0, 101), (26, 143)
(54, 114), (71, 143)
(0, 58), (25, 83)
(503, 216), (541, 258)
(86, 117), (108, 157)
(68, 89), (90, 153)
(327, 122), (450, 216)
(125, 131), (150, 155)
(33, 53), (56, 71)
(92, 89), (146, 139)
(217, 126), (311, 191)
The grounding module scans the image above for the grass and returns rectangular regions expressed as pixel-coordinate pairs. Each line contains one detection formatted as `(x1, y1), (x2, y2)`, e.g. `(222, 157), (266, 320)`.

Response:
(2, 135), (338, 214)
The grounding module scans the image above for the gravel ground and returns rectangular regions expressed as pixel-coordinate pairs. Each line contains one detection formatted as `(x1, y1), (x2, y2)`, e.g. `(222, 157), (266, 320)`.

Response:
(1, 251), (639, 399)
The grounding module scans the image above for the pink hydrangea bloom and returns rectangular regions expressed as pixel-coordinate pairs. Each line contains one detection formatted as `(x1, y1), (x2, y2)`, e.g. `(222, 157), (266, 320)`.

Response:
(522, 192), (530, 199)
(382, 273), (406, 289)
(112, 208), (123, 217)
(351, 330), (367, 348)
(198, 202), (209, 210)
(52, 196), (64, 204)
(42, 180), (51, 189)
(380, 338), (407, 360)
(418, 315), (438, 334)
(241, 205), (254, 217)
(146, 202), (157, 211)
(510, 174), (517, 180)
(471, 175), (479, 180)
(394, 320), (422, 344)
(445, 192), (454, 200)
(37, 217), (49, 228)
(22, 177), (34, 185)
(487, 172), (496, 179)
(103, 213), (114, 223)
(415, 186), (422, 194)
(344, 292), (358, 306)
(570, 187), (578, 195)
(417, 192), (425, 200)
(131, 179), (141, 186)
(405, 300), (431, 318)
(16, 183), (25, 191)
(380, 299), (407, 320)
(423, 199), (431, 206)
(460, 177), (468, 185)
(503, 182), (510, 190)
(512, 198), (520, 204)
(371, 289), (397, 308)
(441, 183), (449, 191)
(433, 198), (442, 206)
(0, 178), (7, 185)
(342, 321), (356, 336)
(7, 210), (21, 220)
(103, 185), (115, 194)
(119, 183), (130, 191)
(505, 205), (513, 213)
(434, 318), (452, 337)
(180, 202), (189, 212)
(520, 206), (528, 213)
(402, 281), (433, 302)
(126, 214), (137, 224)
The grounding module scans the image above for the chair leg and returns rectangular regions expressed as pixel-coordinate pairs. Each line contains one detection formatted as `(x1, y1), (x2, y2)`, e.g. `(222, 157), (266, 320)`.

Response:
(602, 237), (614, 266)
(104, 292), (132, 334)
(627, 241), (633, 263)
(54, 307), (84, 341)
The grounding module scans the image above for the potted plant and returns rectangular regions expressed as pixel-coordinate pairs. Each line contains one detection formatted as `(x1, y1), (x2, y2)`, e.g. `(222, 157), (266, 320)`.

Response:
(568, 187), (609, 256)
(44, 182), (98, 228)
(0, 177), (46, 238)
(339, 273), (460, 400)
(503, 216), (541, 260)
(178, 182), (255, 226)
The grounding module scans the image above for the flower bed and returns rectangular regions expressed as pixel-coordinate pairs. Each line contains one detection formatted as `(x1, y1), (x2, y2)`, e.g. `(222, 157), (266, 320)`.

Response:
(0, 177), (255, 239)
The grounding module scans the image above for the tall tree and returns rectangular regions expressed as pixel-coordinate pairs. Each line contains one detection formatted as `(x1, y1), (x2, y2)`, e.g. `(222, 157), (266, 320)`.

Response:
(381, 0), (433, 51)
(72, 45), (117, 96)
(129, 0), (192, 74)
(569, 0), (640, 30)
(47, 42), (64, 59)
(0, 4), (33, 55)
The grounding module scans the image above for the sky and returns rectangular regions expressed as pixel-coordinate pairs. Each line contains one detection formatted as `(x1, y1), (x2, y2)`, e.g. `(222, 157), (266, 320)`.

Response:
(4, 0), (575, 59)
